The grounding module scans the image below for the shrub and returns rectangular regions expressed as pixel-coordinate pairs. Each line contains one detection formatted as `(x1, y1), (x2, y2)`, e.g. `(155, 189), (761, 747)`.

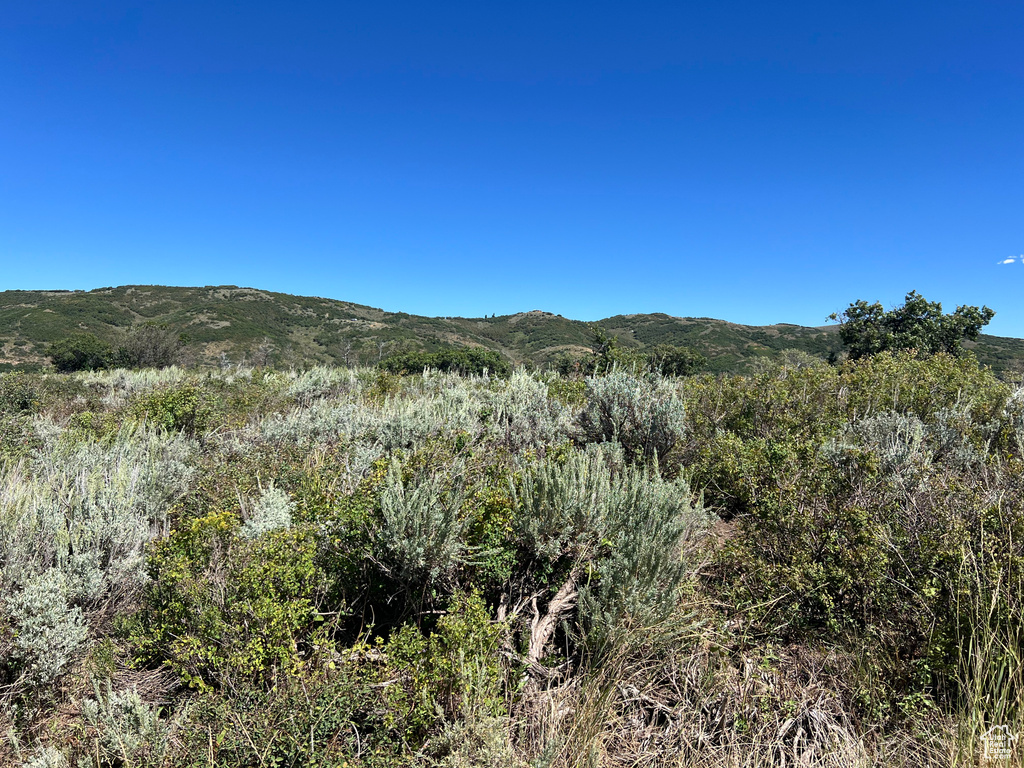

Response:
(511, 445), (708, 656)
(0, 373), (36, 415)
(3, 569), (88, 690)
(240, 485), (295, 539)
(0, 424), (195, 602)
(484, 369), (571, 453)
(134, 514), (322, 688)
(577, 370), (686, 465)
(114, 323), (183, 369)
(46, 334), (112, 372)
(373, 458), (468, 603)
(512, 444), (615, 566)
(81, 681), (171, 767)
(18, 747), (68, 768)
(830, 290), (994, 360)
(131, 383), (212, 435)
(385, 591), (505, 736)
(285, 365), (361, 406)
(579, 464), (708, 655)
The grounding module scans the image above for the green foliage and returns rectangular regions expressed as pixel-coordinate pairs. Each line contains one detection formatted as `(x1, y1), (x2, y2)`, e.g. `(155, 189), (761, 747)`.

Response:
(559, 328), (707, 377)
(46, 333), (113, 372)
(577, 370), (686, 465)
(133, 513), (323, 688)
(645, 343), (708, 376)
(80, 680), (171, 767)
(9, 355), (1024, 765)
(0, 373), (36, 415)
(164, 653), (406, 768)
(380, 347), (512, 377)
(131, 383), (213, 435)
(830, 290), (995, 359)
(114, 323), (184, 369)
(3, 569), (88, 692)
(385, 591), (505, 733)
(512, 444), (708, 639)
(373, 458), (468, 606)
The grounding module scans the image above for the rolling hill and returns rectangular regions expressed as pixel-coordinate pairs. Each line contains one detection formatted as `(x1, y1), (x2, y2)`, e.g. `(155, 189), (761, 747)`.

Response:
(2, 285), (1023, 375)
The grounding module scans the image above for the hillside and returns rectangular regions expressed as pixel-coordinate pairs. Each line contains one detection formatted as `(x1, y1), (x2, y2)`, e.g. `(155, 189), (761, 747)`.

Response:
(2, 284), (1023, 374)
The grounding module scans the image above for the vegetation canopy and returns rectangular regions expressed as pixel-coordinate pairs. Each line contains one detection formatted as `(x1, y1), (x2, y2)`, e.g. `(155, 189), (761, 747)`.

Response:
(1, 294), (1023, 768)
(829, 290), (995, 360)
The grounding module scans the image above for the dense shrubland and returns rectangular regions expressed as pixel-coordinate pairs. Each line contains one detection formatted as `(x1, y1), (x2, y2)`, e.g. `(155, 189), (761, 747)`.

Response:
(0, 353), (1021, 766)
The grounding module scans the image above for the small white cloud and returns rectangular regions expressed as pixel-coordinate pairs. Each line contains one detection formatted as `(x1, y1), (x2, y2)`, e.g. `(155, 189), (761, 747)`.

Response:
(998, 257), (1016, 264)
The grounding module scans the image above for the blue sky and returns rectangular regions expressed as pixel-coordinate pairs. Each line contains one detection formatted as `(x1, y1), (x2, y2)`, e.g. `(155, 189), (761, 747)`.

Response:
(2, 2), (1023, 334)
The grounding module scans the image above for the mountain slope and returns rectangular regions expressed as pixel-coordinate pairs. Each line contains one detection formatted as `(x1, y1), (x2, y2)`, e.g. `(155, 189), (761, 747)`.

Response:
(1, 285), (1022, 375)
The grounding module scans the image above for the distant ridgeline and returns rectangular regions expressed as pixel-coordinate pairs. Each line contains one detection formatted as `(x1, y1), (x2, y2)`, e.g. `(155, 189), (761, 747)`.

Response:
(2, 285), (1023, 375)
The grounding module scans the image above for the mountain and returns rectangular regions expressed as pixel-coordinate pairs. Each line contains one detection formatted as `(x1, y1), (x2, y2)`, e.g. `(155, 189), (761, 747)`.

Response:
(2, 285), (1023, 375)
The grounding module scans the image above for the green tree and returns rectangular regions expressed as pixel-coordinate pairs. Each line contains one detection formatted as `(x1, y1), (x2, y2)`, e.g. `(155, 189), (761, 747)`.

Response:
(829, 291), (994, 360)
(645, 344), (707, 376)
(47, 334), (113, 372)
(379, 347), (511, 376)
(115, 323), (184, 369)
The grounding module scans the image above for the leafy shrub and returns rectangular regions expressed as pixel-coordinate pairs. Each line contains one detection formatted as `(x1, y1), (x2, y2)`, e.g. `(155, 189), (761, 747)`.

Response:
(645, 343), (708, 376)
(0, 373), (36, 415)
(830, 290), (994, 359)
(115, 323), (183, 369)
(134, 514), (322, 688)
(3, 569), (88, 690)
(131, 383), (212, 435)
(385, 592), (505, 737)
(577, 370), (686, 465)
(380, 347), (512, 377)
(373, 458), (468, 604)
(46, 334), (112, 372)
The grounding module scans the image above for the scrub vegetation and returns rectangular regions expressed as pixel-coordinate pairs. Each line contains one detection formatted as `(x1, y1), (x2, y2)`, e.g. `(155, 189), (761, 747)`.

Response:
(1, 297), (1022, 767)
(5, 285), (1024, 375)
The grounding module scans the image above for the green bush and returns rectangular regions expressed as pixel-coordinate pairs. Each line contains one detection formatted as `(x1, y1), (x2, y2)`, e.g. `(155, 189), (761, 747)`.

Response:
(0, 373), (36, 415)
(577, 370), (685, 465)
(133, 513), (323, 689)
(372, 457), (468, 607)
(380, 347), (512, 377)
(115, 323), (184, 369)
(131, 383), (213, 435)
(3, 569), (88, 692)
(830, 290), (994, 359)
(46, 334), (113, 372)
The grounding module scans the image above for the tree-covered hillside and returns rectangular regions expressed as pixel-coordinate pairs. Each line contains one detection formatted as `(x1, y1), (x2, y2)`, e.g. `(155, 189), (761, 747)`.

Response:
(4, 285), (1024, 375)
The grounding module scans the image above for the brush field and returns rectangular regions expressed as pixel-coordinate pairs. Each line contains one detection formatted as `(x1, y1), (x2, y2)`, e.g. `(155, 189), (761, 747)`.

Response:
(1, 354), (1022, 766)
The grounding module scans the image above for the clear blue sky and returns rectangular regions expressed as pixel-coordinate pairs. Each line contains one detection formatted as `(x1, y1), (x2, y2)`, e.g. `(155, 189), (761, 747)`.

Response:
(2, 2), (1023, 334)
